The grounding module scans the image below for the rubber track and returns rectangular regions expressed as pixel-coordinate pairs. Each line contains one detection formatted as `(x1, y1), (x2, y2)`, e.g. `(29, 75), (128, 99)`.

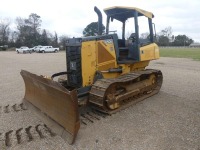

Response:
(0, 124), (56, 147)
(0, 103), (27, 114)
(89, 69), (163, 114)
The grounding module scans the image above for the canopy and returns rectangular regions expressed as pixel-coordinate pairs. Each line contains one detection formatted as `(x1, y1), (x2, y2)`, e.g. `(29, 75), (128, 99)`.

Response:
(104, 6), (154, 22)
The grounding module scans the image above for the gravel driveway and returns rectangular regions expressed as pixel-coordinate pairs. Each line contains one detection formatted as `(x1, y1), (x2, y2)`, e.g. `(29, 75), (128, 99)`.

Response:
(0, 51), (199, 150)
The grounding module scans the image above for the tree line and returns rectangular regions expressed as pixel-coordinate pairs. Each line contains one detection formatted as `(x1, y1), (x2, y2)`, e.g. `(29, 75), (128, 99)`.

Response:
(0, 14), (195, 51)
(82, 23), (194, 47)
(0, 13), (69, 50)
(156, 26), (194, 46)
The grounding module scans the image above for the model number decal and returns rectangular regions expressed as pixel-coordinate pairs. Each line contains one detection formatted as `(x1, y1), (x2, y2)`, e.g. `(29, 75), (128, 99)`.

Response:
(104, 39), (113, 44)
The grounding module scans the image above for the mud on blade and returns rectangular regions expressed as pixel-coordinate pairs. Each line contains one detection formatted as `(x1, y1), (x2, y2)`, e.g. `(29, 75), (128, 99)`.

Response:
(20, 70), (80, 144)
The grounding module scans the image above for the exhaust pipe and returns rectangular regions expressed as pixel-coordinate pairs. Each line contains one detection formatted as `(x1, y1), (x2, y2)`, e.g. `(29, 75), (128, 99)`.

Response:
(94, 6), (102, 35)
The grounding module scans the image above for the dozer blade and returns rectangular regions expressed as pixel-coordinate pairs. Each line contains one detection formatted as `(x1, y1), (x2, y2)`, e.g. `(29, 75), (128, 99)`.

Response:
(20, 70), (80, 144)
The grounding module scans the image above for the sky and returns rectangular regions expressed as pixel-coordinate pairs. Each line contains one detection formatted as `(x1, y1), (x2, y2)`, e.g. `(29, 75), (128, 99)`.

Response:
(0, 0), (200, 42)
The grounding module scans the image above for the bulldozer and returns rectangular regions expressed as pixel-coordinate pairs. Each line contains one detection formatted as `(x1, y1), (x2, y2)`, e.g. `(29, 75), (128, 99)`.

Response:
(21, 6), (163, 144)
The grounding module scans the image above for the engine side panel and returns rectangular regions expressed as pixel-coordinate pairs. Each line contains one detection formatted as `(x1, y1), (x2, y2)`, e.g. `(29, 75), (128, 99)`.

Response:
(140, 43), (160, 61)
(81, 41), (97, 86)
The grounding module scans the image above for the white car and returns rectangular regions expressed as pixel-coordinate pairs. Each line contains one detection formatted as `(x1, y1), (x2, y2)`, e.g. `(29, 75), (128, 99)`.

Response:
(16, 47), (31, 54)
(30, 45), (41, 52)
(35, 46), (44, 52)
(38, 46), (59, 53)
(30, 45), (42, 52)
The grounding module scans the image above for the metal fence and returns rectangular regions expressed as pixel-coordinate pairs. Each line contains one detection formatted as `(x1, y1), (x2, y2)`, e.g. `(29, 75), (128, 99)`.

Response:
(159, 46), (200, 48)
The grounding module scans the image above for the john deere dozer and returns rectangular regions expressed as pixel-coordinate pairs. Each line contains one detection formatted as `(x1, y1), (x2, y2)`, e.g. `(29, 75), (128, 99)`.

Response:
(21, 6), (163, 144)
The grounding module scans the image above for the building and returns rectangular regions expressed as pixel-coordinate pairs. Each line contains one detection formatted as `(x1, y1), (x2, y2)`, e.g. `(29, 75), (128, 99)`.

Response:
(189, 43), (200, 47)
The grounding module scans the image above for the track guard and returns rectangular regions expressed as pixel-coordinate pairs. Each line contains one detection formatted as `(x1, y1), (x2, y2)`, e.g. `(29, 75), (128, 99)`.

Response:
(20, 70), (80, 144)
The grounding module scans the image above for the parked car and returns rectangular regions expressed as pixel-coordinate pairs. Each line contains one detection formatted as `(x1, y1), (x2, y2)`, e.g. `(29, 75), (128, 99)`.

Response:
(0, 45), (8, 51)
(35, 46), (44, 52)
(16, 47), (31, 54)
(38, 46), (59, 53)
(29, 45), (42, 52)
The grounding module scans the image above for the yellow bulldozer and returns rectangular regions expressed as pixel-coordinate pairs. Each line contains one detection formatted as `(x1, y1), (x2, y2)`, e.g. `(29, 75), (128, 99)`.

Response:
(21, 6), (163, 144)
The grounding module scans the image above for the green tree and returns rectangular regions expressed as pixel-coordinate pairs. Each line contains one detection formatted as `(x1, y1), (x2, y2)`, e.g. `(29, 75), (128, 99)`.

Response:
(161, 26), (172, 40)
(15, 17), (33, 47)
(25, 13), (42, 45)
(40, 29), (49, 45)
(0, 19), (10, 45)
(52, 32), (58, 47)
(157, 35), (169, 46)
(25, 13), (41, 41)
(173, 35), (194, 46)
(15, 13), (42, 47)
(83, 22), (105, 37)
(59, 35), (70, 49)
(157, 26), (173, 46)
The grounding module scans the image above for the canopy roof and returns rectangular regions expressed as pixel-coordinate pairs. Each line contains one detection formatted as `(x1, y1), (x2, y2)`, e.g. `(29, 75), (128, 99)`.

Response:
(104, 6), (154, 22)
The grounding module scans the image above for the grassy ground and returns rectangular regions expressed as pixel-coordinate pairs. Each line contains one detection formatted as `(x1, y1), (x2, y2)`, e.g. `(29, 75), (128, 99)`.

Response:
(160, 47), (200, 60)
